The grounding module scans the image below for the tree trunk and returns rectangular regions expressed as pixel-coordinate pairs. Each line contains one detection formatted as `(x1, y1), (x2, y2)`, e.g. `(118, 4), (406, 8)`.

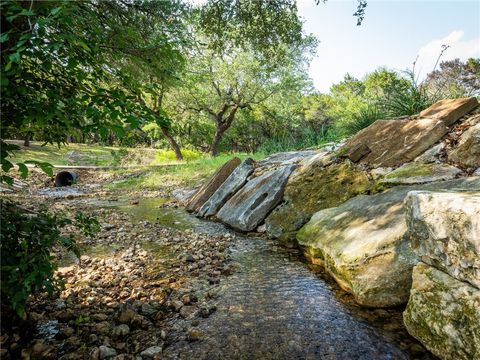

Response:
(161, 126), (183, 161)
(154, 91), (183, 161)
(210, 127), (225, 157)
(23, 133), (31, 147)
(209, 107), (239, 157)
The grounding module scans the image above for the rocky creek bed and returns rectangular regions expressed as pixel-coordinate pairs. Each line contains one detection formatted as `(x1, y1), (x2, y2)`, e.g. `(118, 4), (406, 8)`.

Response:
(1, 189), (437, 360)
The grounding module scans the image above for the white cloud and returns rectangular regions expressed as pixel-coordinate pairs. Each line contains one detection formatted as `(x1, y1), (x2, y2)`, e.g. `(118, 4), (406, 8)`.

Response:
(415, 30), (480, 80)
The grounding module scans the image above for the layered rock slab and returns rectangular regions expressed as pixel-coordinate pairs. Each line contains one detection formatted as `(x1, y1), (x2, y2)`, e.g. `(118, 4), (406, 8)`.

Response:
(448, 122), (480, 168)
(216, 165), (295, 232)
(418, 97), (478, 126)
(404, 190), (480, 289)
(186, 157), (241, 212)
(296, 177), (480, 307)
(197, 158), (255, 217)
(403, 263), (480, 360)
(340, 118), (450, 167)
(265, 161), (372, 242)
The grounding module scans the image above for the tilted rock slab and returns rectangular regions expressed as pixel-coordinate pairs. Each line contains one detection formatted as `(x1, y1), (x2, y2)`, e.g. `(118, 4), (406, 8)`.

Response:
(448, 122), (480, 168)
(216, 165), (295, 232)
(418, 97), (478, 126)
(339, 97), (478, 168)
(265, 161), (372, 243)
(403, 263), (480, 360)
(296, 177), (480, 307)
(186, 157), (241, 212)
(340, 118), (450, 167)
(197, 158), (255, 218)
(404, 191), (480, 289)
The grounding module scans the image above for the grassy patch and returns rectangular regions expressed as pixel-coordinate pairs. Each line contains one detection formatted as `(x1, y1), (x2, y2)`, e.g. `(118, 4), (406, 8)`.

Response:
(108, 152), (264, 190)
(7, 140), (152, 166)
(151, 149), (202, 165)
(7, 141), (203, 167)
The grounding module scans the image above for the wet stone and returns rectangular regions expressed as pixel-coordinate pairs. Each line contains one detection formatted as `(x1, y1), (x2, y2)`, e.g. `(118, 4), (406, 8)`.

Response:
(140, 346), (163, 358)
(98, 345), (117, 359)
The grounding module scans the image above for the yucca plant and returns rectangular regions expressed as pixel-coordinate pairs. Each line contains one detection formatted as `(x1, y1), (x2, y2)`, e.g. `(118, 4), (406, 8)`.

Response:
(341, 105), (385, 136)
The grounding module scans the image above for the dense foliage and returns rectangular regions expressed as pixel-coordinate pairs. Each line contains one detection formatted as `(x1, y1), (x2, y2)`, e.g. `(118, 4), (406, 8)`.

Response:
(0, 199), (99, 317)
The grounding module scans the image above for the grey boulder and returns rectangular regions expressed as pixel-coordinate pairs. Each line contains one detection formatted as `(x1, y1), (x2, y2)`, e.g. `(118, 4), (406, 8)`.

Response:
(197, 158), (255, 218)
(216, 165), (296, 232)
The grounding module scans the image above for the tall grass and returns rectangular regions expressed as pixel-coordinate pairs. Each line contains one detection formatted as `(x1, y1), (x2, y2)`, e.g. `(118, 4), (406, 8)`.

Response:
(257, 127), (336, 155)
(340, 106), (385, 136)
(108, 152), (265, 190)
(383, 86), (435, 117)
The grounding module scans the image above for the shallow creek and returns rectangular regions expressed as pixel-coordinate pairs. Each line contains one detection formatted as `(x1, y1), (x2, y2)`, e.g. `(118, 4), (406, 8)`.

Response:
(75, 197), (432, 359)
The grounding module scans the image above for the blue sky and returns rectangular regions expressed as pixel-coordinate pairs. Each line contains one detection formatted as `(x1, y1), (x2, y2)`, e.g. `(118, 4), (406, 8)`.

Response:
(298, 0), (480, 92)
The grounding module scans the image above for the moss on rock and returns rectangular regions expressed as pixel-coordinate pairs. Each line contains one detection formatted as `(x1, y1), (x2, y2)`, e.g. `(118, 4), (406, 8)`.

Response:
(265, 161), (373, 242)
(403, 263), (480, 360)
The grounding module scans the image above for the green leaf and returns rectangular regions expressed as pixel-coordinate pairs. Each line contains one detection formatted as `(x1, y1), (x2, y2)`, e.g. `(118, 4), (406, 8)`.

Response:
(5, 61), (12, 71)
(9, 52), (20, 63)
(0, 75), (8, 87)
(20, 9), (35, 17)
(0, 32), (9, 43)
(50, 7), (62, 16)
(17, 163), (29, 179)
(75, 40), (91, 53)
(2, 160), (14, 172)
(0, 175), (14, 185)
(24, 161), (53, 177)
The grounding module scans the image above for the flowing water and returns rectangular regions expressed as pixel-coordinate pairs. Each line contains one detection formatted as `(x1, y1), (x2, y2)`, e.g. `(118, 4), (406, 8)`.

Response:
(73, 197), (432, 359)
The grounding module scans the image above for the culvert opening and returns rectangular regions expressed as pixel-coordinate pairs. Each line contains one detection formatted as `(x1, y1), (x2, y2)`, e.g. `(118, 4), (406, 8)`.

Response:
(55, 171), (77, 187)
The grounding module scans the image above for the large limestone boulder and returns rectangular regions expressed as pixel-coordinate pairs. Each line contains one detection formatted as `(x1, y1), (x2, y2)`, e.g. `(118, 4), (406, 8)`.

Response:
(197, 158), (255, 217)
(404, 191), (480, 289)
(186, 157), (241, 212)
(340, 118), (450, 167)
(448, 122), (480, 168)
(265, 161), (372, 243)
(381, 163), (462, 185)
(296, 177), (480, 307)
(403, 263), (480, 360)
(418, 97), (478, 126)
(216, 165), (295, 232)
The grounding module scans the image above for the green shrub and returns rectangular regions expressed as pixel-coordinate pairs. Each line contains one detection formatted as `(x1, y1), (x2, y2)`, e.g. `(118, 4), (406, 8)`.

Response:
(0, 200), (99, 318)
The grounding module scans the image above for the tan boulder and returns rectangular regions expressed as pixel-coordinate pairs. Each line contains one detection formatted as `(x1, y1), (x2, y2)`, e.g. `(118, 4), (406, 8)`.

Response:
(186, 157), (241, 212)
(340, 97), (478, 168)
(404, 191), (480, 289)
(340, 118), (449, 167)
(418, 97), (478, 126)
